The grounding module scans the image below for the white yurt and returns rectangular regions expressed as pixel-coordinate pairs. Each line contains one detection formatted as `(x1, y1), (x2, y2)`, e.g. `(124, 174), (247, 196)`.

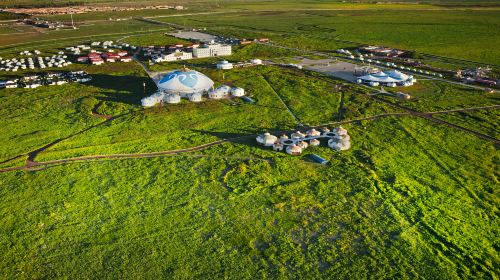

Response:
(328, 138), (351, 151)
(164, 93), (181, 104)
(141, 92), (165, 107)
(256, 133), (278, 146)
(306, 128), (321, 137)
(208, 90), (225, 99)
(273, 142), (284, 151)
(297, 141), (309, 149)
(310, 139), (321, 146)
(189, 93), (202, 102)
(230, 87), (245, 97)
(286, 145), (302, 155)
(291, 131), (306, 140)
(216, 60), (233, 70)
(250, 58), (263, 65)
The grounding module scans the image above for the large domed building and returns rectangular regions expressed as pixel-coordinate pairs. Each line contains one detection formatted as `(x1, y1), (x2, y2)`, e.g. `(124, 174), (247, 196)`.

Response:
(157, 68), (214, 96)
(356, 70), (415, 87)
(141, 68), (245, 107)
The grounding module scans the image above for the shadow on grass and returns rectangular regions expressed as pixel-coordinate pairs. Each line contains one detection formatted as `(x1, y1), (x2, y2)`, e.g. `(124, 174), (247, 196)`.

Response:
(87, 73), (157, 105)
(192, 130), (258, 146)
(192, 125), (306, 146)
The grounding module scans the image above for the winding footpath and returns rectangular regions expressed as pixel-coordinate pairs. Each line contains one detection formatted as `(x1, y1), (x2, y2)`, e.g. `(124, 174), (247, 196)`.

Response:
(0, 105), (498, 173)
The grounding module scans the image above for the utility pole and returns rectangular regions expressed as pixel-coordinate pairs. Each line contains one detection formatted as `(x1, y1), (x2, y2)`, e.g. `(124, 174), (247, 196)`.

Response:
(71, 13), (75, 29)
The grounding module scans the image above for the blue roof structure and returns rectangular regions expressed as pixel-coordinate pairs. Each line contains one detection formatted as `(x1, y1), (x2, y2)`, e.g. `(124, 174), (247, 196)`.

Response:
(309, 154), (329, 164)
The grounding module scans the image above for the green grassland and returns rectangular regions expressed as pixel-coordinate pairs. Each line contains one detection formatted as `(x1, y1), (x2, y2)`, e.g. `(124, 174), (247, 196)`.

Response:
(0, 1), (499, 278)
(0, 62), (155, 165)
(32, 65), (337, 161)
(157, 9), (500, 65)
(436, 110), (500, 139)
(0, 19), (172, 48)
(382, 79), (499, 111)
(1, 115), (498, 278)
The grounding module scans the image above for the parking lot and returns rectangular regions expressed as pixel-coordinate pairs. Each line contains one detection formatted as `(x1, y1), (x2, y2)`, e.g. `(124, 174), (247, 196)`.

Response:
(296, 58), (358, 82)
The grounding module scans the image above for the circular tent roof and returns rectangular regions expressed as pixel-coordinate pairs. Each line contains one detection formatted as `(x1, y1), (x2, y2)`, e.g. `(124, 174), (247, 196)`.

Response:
(359, 70), (411, 83)
(158, 69), (214, 94)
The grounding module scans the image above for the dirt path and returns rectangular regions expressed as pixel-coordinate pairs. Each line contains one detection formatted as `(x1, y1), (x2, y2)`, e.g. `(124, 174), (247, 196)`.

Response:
(371, 97), (500, 144)
(260, 73), (304, 126)
(1, 105), (498, 173)
(91, 103), (113, 120)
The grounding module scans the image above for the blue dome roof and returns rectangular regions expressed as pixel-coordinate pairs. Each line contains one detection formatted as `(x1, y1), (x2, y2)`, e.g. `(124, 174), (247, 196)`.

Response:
(158, 69), (214, 94)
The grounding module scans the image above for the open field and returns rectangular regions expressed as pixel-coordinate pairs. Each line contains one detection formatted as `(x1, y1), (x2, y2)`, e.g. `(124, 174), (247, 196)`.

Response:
(382, 79), (500, 111)
(1, 115), (498, 278)
(435, 110), (500, 139)
(0, 19), (172, 48)
(156, 9), (500, 65)
(0, 1), (499, 278)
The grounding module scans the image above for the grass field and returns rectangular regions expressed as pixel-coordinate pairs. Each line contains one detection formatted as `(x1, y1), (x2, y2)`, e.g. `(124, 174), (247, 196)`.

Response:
(1, 115), (498, 278)
(383, 79), (500, 111)
(0, 1), (499, 278)
(155, 9), (500, 65)
(435, 110), (500, 138)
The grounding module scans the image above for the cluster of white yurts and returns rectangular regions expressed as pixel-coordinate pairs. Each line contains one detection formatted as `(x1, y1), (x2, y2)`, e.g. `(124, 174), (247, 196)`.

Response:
(141, 68), (245, 107)
(256, 127), (351, 155)
(0, 53), (71, 72)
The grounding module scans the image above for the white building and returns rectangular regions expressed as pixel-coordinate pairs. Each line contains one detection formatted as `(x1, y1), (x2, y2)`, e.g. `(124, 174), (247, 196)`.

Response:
(157, 69), (214, 97)
(357, 70), (415, 87)
(193, 44), (232, 58)
(158, 50), (193, 62)
(142, 69), (215, 107)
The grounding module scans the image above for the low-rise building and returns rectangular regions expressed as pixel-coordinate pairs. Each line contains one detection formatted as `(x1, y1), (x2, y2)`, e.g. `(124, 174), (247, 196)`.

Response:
(193, 43), (231, 58)
(120, 56), (133, 62)
(160, 50), (193, 62)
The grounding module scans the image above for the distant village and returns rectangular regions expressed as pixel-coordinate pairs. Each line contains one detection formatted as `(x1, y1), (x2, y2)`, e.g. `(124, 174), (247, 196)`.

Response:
(1, 5), (184, 16)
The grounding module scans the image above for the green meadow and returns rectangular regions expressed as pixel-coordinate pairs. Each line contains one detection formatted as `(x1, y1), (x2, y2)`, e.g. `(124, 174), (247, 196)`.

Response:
(1, 116), (498, 278)
(157, 9), (500, 65)
(0, 1), (499, 278)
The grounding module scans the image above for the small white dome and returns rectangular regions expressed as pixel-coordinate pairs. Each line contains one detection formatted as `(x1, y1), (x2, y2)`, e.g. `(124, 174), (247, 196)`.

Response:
(250, 58), (262, 65)
(286, 145), (302, 155)
(257, 133), (278, 146)
(231, 87), (245, 97)
(164, 94), (181, 104)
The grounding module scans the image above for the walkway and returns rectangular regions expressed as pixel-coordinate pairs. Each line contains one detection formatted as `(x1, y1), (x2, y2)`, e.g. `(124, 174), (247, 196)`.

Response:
(260, 73), (304, 126)
(0, 105), (498, 173)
